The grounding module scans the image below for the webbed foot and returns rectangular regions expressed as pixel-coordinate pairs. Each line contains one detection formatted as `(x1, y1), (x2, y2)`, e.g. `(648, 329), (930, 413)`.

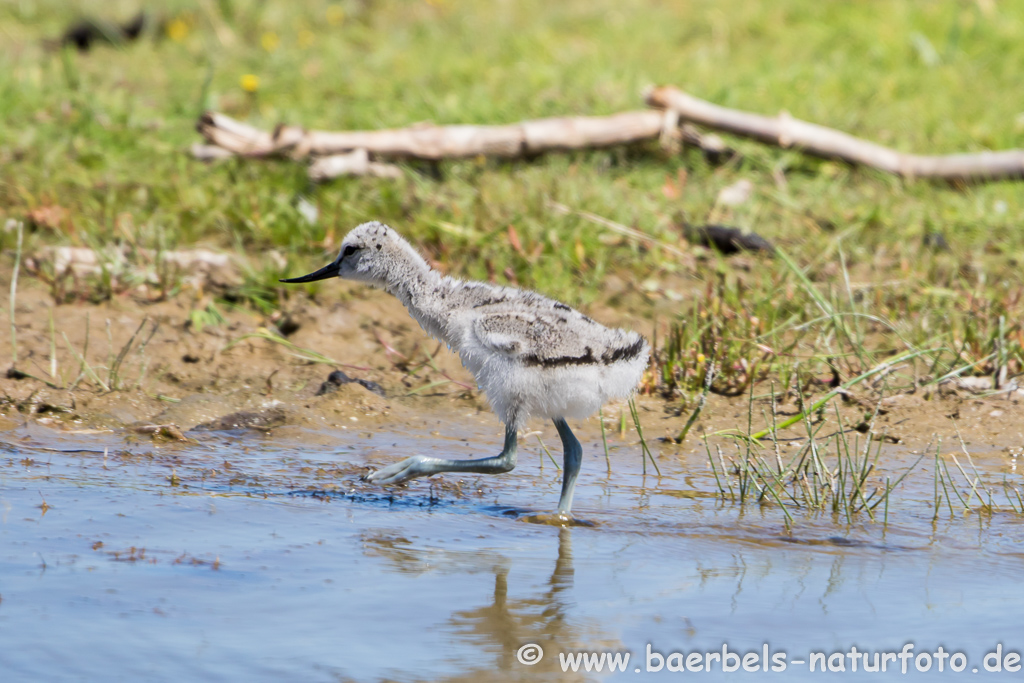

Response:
(364, 455), (436, 485)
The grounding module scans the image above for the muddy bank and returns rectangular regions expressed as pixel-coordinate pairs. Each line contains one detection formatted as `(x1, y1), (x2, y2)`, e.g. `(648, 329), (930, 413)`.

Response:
(2, 272), (1024, 465)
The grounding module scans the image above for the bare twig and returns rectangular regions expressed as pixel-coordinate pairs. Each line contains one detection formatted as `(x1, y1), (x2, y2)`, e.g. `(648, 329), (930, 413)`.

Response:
(197, 109), (668, 160)
(645, 86), (1024, 181)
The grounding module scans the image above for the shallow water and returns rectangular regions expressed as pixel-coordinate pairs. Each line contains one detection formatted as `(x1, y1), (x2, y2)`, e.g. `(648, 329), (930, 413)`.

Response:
(2, 414), (1022, 681)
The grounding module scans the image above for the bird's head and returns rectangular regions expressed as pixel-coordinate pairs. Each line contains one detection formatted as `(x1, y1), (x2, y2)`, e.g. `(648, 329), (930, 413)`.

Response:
(280, 221), (424, 288)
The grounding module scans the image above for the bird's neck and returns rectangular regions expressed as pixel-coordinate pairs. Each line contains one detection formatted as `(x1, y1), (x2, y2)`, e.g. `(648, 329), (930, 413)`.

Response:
(382, 257), (451, 341)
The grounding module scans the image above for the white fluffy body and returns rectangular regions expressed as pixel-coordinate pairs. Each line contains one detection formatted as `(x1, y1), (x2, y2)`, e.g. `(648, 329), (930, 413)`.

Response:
(333, 221), (650, 430)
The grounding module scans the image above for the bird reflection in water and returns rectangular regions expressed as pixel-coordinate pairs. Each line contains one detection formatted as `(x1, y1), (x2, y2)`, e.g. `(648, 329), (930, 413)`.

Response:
(361, 527), (623, 681)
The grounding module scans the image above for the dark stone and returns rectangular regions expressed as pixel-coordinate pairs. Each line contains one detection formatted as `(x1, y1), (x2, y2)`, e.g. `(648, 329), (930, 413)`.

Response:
(275, 315), (301, 337)
(682, 223), (774, 255)
(317, 370), (386, 397)
(36, 403), (72, 414)
(60, 12), (147, 52)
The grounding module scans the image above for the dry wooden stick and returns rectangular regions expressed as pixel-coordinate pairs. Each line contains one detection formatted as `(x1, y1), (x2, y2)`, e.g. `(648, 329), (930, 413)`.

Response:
(645, 86), (1024, 181)
(197, 109), (666, 159)
(193, 108), (731, 180)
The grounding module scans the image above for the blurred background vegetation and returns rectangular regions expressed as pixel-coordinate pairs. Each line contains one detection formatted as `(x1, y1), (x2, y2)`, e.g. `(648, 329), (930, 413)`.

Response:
(2, 0), (1023, 400)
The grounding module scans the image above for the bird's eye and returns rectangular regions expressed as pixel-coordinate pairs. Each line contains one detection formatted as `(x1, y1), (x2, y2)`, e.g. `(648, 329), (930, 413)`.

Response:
(342, 245), (360, 258)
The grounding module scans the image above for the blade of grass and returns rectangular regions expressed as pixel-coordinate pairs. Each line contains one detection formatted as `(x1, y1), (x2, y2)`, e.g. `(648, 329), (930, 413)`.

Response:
(535, 434), (561, 470)
(225, 328), (371, 370)
(405, 379), (452, 396)
(629, 397), (660, 476)
(703, 434), (725, 495)
(599, 406), (611, 475)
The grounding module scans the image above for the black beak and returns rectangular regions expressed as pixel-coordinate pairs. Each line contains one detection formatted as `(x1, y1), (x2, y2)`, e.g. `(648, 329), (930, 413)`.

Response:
(279, 261), (341, 284)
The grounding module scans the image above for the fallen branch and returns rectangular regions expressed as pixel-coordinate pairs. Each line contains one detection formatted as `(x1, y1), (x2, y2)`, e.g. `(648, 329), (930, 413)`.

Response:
(196, 85), (1024, 181)
(198, 109), (664, 159)
(645, 86), (1024, 181)
(193, 108), (732, 180)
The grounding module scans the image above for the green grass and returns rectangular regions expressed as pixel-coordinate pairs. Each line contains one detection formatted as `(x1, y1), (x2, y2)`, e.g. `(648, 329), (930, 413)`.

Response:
(3, 0), (1024, 405)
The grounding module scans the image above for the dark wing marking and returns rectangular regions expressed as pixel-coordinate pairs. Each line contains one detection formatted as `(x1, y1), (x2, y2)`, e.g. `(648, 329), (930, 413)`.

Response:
(471, 312), (646, 368)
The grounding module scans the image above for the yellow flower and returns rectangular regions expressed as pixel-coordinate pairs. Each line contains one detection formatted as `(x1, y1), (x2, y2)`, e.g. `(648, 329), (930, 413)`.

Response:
(240, 74), (260, 93)
(298, 29), (315, 48)
(326, 5), (345, 26)
(167, 18), (189, 42)
(261, 31), (280, 52)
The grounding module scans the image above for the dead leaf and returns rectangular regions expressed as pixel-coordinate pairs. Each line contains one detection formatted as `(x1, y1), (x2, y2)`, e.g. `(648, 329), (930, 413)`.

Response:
(661, 172), (680, 200)
(27, 205), (71, 232)
(507, 225), (523, 255)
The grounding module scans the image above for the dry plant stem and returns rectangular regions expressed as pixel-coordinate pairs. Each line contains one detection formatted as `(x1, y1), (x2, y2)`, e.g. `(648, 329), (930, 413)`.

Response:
(9, 221), (23, 367)
(645, 86), (1024, 181)
(48, 309), (58, 381)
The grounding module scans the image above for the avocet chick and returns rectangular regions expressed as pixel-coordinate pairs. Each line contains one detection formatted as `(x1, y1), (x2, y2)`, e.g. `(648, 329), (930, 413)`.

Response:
(281, 221), (649, 516)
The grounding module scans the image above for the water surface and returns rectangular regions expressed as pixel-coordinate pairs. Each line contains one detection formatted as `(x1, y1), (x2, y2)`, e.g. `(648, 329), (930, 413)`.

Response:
(1, 415), (1022, 681)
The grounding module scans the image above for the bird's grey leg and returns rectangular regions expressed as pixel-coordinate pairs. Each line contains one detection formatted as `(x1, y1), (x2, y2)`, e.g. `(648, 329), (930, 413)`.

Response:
(553, 418), (583, 515)
(364, 425), (518, 485)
